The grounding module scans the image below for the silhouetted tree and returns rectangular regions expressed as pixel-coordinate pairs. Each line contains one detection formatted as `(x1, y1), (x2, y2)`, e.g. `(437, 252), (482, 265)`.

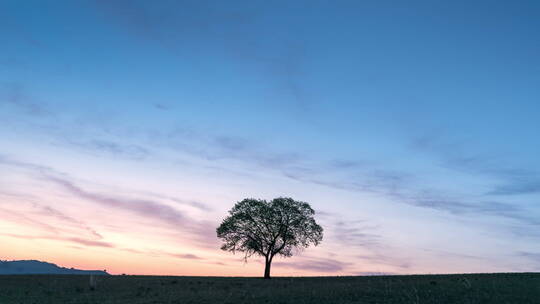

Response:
(217, 197), (323, 279)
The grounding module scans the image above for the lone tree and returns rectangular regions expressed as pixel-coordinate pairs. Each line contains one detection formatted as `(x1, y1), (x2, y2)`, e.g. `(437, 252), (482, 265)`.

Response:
(216, 197), (323, 279)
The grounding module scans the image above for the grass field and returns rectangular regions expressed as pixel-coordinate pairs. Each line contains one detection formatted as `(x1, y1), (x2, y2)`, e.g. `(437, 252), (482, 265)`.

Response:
(0, 273), (538, 304)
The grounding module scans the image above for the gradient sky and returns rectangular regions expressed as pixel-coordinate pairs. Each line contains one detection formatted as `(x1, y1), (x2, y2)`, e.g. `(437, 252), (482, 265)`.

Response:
(1, 0), (540, 276)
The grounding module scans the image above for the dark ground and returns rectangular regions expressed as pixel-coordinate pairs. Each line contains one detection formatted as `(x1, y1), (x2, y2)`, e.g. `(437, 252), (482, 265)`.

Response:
(0, 273), (538, 304)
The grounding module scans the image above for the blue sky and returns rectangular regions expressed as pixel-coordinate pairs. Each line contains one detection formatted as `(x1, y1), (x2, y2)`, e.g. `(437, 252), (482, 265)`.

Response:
(0, 0), (539, 275)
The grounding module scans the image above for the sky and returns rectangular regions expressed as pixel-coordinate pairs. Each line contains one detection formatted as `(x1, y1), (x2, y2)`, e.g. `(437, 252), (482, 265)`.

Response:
(1, 0), (539, 276)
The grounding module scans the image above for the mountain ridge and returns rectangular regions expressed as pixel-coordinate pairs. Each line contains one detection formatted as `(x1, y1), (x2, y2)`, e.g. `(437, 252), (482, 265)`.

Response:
(0, 260), (109, 275)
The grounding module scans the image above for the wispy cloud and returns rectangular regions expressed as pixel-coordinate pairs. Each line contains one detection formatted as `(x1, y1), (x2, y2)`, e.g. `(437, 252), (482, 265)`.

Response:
(43, 174), (216, 245)
(273, 257), (351, 273)
(1, 156), (199, 230)
(285, 166), (411, 197)
(168, 253), (202, 260)
(331, 220), (381, 249)
(142, 192), (211, 212)
(0, 82), (50, 116)
(2, 233), (114, 248)
(66, 237), (114, 248)
(63, 139), (150, 160)
(33, 203), (103, 239)
(517, 251), (540, 263)
(116, 248), (206, 261)
(488, 182), (540, 196)
(0, 194), (103, 241)
(356, 254), (411, 270)
(0, 208), (60, 235)
(317, 214), (411, 271)
(412, 134), (540, 196)
(421, 248), (483, 261)
(0, 156), (217, 248)
(153, 103), (171, 111)
(516, 251), (540, 270)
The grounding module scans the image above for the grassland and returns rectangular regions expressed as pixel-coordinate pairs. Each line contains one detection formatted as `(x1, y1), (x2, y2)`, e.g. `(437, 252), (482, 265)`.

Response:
(0, 273), (538, 304)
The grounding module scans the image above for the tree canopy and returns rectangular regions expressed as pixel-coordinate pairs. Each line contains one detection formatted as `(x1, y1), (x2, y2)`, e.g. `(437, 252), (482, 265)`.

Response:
(216, 197), (323, 278)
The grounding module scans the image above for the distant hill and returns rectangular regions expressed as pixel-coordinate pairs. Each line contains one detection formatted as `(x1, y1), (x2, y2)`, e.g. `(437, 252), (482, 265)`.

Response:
(0, 260), (109, 275)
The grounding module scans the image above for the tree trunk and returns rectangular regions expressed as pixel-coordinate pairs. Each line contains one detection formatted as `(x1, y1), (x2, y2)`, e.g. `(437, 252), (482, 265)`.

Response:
(264, 257), (272, 279)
